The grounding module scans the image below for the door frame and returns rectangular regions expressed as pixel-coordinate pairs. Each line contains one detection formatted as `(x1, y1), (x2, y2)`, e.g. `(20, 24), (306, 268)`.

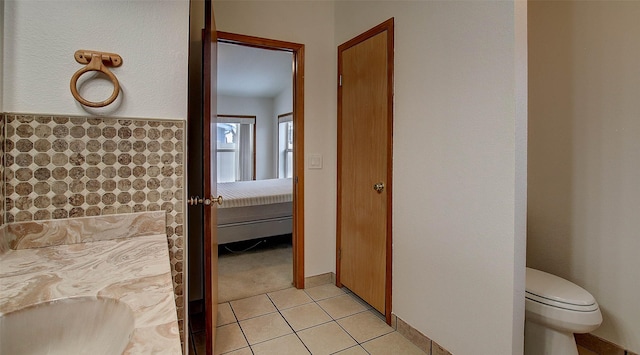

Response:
(336, 18), (394, 323)
(216, 31), (306, 288)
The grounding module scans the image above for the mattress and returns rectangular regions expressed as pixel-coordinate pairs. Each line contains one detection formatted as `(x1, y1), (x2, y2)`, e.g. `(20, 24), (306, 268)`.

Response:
(217, 202), (292, 225)
(217, 178), (293, 209)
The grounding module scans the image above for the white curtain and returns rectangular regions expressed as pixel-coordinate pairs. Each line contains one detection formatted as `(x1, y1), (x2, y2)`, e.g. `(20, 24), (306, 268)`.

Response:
(238, 124), (253, 181)
(217, 115), (255, 181)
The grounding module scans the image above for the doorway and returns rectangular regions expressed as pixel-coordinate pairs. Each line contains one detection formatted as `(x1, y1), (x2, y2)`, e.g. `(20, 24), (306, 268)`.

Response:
(336, 19), (394, 323)
(217, 32), (304, 302)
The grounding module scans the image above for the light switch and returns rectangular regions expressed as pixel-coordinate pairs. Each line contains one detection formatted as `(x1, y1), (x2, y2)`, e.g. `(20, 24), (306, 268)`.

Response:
(309, 154), (323, 169)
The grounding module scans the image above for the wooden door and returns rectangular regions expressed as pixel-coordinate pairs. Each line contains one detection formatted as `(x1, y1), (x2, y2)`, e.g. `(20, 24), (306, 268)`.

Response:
(203, 1), (218, 354)
(337, 19), (394, 322)
(187, 1), (217, 353)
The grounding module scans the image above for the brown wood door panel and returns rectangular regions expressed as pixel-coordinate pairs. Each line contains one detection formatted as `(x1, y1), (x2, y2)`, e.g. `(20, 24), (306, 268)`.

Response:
(337, 19), (393, 318)
(203, 1), (218, 354)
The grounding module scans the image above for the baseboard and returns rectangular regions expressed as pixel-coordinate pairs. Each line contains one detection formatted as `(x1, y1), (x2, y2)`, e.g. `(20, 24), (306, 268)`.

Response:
(575, 333), (637, 355)
(390, 316), (640, 355)
(304, 272), (335, 289)
(394, 315), (454, 355)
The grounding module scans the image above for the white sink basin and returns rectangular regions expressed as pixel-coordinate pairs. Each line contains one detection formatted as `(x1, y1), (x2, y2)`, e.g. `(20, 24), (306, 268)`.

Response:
(0, 297), (135, 355)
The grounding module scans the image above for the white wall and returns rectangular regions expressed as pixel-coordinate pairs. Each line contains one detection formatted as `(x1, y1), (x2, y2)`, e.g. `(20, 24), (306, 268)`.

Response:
(3, 0), (189, 119)
(334, 2), (526, 355)
(214, 0), (337, 277)
(528, 1), (640, 352)
(217, 94), (277, 179)
(215, 2), (527, 353)
(274, 84), (293, 117)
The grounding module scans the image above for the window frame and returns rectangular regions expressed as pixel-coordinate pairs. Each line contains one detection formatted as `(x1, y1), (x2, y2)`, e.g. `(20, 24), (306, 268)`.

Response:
(277, 112), (294, 179)
(216, 114), (257, 181)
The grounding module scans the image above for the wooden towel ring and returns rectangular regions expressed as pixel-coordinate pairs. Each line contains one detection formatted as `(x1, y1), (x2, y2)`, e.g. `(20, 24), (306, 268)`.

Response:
(70, 50), (123, 108)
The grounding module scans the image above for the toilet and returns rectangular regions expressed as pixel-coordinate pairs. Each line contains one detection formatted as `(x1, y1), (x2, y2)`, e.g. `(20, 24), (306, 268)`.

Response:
(525, 267), (602, 355)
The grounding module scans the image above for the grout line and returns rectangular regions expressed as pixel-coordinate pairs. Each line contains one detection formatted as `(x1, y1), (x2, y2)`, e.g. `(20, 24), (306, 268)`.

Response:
(264, 293), (312, 354)
(334, 316), (362, 347)
(211, 285), (414, 355)
(226, 302), (252, 353)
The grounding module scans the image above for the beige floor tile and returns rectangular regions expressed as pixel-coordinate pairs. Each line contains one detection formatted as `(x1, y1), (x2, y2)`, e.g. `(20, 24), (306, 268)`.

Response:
(251, 334), (311, 355)
(217, 302), (236, 326)
(362, 332), (427, 355)
(317, 293), (368, 320)
(268, 287), (313, 310)
(304, 284), (346, 301)
(337, 310), (394, 343)
(334, 345), (370, 355)
(239, 312), (293, 345)
(346, 291), (373, 310)
(224, 347), (253, 355)
(297, 321), (357, 355)
(215, 323), (248, 355)
(280, 302), (332, 331)
(577, 346), (599, 355)
(230, 294), (277, 321)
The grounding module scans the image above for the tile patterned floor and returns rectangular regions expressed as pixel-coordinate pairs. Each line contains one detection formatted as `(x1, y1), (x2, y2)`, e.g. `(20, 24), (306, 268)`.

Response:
(190, 284), (427, 355)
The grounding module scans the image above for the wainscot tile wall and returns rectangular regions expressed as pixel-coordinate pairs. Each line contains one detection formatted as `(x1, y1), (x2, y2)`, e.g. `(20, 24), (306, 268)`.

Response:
(1, 116), (5, 227)
(1, 113), (186, 341)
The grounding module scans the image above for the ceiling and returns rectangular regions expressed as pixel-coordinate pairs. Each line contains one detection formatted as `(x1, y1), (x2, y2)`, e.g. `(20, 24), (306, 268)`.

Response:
(217, 42), (293, 98)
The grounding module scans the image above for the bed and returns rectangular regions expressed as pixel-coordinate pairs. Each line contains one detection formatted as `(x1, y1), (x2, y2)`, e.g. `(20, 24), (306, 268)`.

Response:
(216, 178), (293, 245)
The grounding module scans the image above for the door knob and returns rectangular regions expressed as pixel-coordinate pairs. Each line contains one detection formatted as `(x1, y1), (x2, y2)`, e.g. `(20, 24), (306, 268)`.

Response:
(373, 182), (385, 193)
(188, 195), (223, 206)
(211, 195), (223, 205)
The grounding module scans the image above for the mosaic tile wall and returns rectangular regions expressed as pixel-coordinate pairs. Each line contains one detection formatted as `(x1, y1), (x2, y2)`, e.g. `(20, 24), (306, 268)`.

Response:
(1, 115), (5, 228)
(2, 113), (186, 340)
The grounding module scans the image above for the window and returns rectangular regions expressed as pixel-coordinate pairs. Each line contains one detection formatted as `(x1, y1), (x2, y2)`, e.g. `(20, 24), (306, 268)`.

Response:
(278, 113), (293, 178)
(217, 115), (255, 182)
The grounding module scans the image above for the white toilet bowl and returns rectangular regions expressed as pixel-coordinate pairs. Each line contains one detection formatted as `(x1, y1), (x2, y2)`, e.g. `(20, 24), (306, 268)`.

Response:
(524, 268), (602, 355)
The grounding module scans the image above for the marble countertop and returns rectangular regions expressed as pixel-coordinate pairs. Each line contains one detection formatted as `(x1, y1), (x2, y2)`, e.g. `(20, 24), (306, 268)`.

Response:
(0, 212), (182, 354)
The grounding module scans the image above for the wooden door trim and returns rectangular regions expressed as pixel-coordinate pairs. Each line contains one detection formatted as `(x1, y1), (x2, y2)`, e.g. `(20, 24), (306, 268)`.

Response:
(215, 31), (306, 288)
(336, 18), (394, 324)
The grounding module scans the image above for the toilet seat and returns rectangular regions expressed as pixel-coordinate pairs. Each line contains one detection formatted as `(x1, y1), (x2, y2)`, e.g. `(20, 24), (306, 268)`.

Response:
(525, 268), (599, 312)
(524, 267), (603, 354)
